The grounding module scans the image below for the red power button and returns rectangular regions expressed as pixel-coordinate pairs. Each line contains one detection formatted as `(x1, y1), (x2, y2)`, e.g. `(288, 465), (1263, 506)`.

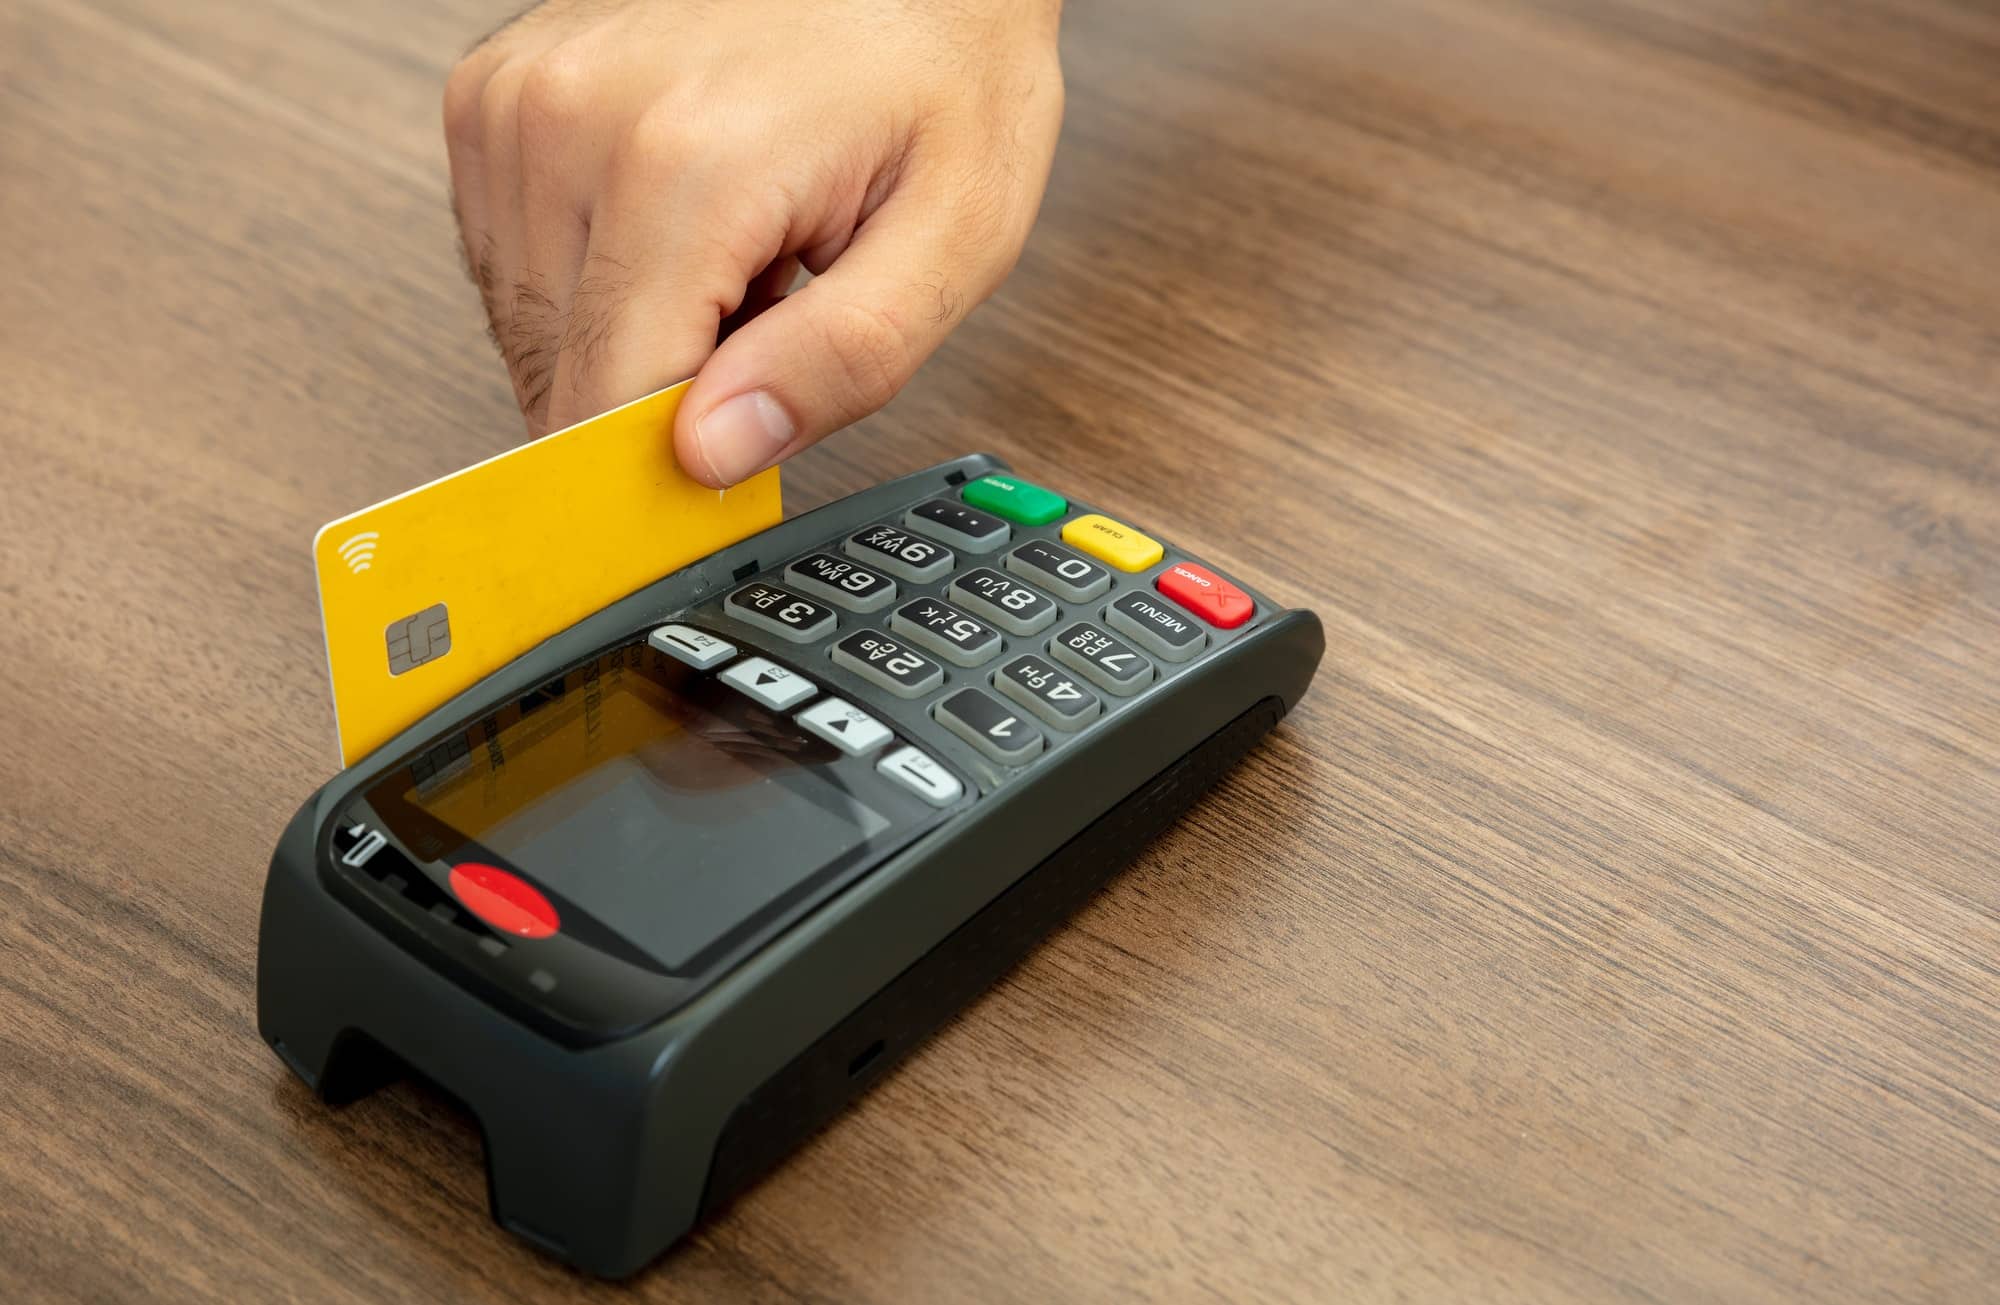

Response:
(1155, 562), (1255, 629)
(448, 862), (560, 939)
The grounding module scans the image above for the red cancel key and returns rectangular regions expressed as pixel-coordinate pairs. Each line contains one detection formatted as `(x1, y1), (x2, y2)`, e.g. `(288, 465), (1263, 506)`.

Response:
(1155, 562), (1255, 629)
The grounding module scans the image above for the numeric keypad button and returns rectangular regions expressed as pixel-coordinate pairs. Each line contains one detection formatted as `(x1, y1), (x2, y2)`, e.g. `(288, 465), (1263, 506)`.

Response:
(845, 524), (955, 582)
(725, 582), (837, 643)
(1105, 591), (1207, 662)
(993, 654), (1100, 731)
(784, 552), (898, 613)
(949, 567), (1057, 635)
(889, 597), (1003, 667)
(906, 499), (1010, 553)
(933, 688), (1043, 765)
(1005, 539), (1111, 602)
(1049, 621), (1153, 696)
(830, 630), (946, 699)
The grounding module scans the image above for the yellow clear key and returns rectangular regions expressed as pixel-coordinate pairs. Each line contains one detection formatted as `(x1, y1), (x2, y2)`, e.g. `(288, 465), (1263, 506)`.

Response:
(1061, 513), (1164, 572)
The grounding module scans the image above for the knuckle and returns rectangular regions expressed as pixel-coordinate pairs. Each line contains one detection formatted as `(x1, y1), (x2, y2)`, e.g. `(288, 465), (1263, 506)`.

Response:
(818, 300), (911, 413)
(615, 104), (702, 177)
(477, 60), (528, 144)
(441, 59), (493, 153)
(516, 47), (591, 141)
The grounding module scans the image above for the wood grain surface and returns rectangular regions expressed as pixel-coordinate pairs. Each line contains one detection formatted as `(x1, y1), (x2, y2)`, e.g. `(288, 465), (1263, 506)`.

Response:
(3, 0), (1997, 1300)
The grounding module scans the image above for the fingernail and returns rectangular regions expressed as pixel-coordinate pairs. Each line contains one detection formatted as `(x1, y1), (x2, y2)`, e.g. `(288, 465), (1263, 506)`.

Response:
(695, 390), (795, 485)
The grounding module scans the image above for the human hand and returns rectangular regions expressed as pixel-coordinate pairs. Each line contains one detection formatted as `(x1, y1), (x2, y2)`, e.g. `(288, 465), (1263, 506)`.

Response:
(444, 0), (1065, 486)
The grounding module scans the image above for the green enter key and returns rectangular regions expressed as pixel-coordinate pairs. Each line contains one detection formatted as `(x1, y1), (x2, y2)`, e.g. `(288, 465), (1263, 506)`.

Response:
(961, 473), (1068, 526)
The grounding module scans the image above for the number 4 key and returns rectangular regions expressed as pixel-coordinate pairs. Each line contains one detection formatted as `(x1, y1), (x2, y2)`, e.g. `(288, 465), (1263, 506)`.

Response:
(994, 654), (1102, 731)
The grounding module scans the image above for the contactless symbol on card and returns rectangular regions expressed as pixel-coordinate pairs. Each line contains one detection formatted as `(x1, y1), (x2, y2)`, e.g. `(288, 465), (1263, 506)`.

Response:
(386, 603), (452, 675)
(335, 531), (380, 574)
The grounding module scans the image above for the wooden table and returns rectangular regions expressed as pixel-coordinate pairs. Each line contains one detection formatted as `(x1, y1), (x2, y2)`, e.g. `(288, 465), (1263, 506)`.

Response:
(4, 0), (1996, 1299)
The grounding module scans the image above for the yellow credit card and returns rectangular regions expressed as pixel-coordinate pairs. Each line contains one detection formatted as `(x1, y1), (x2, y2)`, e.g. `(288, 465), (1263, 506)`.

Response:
(313, 381), (781, 766)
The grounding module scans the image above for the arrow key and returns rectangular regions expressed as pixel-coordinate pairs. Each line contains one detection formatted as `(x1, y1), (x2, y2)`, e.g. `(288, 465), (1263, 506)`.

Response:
(720, 656), (817, 711)
(797, 697), (893, 756)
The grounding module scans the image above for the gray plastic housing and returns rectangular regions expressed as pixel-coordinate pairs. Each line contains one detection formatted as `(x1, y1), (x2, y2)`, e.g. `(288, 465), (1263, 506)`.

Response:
(256, 454), (1325, 1277)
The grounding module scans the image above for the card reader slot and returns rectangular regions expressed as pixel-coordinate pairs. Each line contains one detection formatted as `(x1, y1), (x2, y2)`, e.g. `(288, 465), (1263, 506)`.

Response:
(696, 694), (1287, 1217)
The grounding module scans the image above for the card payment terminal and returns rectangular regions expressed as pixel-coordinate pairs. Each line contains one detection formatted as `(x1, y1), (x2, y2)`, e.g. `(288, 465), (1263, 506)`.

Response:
(257, 454), (1324, 1277)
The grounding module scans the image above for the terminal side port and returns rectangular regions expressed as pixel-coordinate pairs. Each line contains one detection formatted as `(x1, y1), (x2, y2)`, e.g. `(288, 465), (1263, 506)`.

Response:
(846, 1039), (886, 1078)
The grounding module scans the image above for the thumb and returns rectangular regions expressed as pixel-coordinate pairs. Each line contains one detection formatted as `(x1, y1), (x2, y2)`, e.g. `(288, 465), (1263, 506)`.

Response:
(674, 191), (1015, 488)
